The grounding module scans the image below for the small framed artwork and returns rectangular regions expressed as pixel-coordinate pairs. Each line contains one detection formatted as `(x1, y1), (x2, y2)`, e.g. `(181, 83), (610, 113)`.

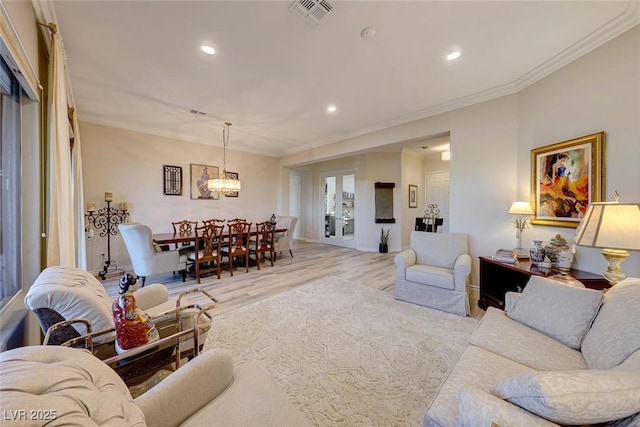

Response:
(224, 171), (239, 197)
(190, 164), (219, 200)
(163, 165), (182, 196)
(531, 132), (605, 228)
(408, 184), (418, 208)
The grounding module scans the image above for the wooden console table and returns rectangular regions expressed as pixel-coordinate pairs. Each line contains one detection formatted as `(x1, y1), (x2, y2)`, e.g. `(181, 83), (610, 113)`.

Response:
(478, 256), (610, 310)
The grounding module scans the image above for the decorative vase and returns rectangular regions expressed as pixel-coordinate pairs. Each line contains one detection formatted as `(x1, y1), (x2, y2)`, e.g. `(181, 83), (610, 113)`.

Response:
(545, 234), (569, 267)
(557, 248), (574, 272)
(379, 243), (388, 253)
(529, 240), (546, 265)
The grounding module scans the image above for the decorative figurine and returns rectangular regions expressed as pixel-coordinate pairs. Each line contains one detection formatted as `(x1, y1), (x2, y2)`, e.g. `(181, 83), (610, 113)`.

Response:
(112, 273), (159, 353)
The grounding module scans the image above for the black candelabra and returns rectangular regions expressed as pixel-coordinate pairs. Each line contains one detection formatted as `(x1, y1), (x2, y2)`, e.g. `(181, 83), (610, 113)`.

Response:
(85, 193), (129, 280)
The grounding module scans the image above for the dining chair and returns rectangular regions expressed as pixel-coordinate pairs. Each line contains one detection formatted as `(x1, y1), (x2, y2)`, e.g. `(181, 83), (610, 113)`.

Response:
(250, 221), (276, 270)
(226, 218), (246, 224)
(221, 221), (252, 276)
(188, 222), (225, 283)
(171, 220), (198, 255)
(274, 216), (298, 258)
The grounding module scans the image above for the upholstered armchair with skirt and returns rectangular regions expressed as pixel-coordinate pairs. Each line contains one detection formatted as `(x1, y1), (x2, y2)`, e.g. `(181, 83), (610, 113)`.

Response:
(394, 231), (472, 316)
(273, 215), (298, 259)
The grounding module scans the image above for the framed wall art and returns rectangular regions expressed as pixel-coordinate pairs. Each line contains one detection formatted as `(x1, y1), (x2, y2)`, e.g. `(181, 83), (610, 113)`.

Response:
(163, 165), (182, 196)
(530, 132), (605, 228)
(190, 164), (219, 200)
(224, 171), (239, 197)
(408, 184), (418, 208)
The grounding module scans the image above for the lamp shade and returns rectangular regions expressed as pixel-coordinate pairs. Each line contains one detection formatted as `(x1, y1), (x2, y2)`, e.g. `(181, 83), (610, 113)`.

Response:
(508, 202), (534, 215)
(575, 202), (640, 251)
(208, 175), (242, 192)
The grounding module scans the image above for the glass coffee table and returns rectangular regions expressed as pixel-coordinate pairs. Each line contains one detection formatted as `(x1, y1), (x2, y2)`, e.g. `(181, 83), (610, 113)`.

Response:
(46, 289), (217, 386)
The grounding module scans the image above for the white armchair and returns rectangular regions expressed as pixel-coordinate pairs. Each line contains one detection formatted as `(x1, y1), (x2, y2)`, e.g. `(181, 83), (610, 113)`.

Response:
(394, 231), (472, 316)
(273, 215), (298, 259)
(119, 223), (187, 286)
(24, 266), (202, 345)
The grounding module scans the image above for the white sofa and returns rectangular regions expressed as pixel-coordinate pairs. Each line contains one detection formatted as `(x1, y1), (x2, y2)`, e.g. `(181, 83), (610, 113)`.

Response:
(424, 276), (640, 426)
(0, 345), (311, 427)
(394, 231), (472, 316)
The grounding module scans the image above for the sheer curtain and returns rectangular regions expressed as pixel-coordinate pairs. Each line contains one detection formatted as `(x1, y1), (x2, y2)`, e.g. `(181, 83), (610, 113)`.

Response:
(46, 30), (77, 267)
(71, 109), (87, 269)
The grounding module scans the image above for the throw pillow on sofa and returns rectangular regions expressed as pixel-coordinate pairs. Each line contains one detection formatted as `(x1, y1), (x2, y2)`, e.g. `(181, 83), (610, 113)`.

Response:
(492, 369), (640, 424)
(507, 276), (603, 349)
(581, 278), (640, 370)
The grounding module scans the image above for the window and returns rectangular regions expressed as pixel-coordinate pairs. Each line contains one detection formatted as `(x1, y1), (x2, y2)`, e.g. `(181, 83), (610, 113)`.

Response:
(0, 56), (22, 308)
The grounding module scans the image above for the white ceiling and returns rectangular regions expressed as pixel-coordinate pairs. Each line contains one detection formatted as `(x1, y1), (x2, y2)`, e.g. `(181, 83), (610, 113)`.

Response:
(48, 1), (639, 158)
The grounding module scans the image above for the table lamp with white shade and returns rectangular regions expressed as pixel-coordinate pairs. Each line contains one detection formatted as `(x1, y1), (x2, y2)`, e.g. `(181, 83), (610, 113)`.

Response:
(574, 193), (640, 284)
(508, 201), (535, 258)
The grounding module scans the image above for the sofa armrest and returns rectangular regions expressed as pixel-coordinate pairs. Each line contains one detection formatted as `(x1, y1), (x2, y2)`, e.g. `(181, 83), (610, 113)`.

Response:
(453, 254), (472, 291)
(394, 250), (416, 278)
(135, 348), (234, 427)
(456, 386), (559, 427)
(134, 284), (169, 310)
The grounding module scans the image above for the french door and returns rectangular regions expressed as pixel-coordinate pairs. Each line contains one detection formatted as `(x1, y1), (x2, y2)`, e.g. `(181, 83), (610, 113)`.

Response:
(321, 170), (356, 248)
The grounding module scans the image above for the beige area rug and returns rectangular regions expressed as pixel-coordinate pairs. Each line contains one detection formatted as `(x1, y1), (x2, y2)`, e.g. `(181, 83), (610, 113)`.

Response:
(204, 277), (479, 426)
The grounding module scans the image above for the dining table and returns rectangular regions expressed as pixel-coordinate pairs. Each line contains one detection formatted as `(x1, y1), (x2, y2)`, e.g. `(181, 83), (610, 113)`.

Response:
(152, 227), (287, 246)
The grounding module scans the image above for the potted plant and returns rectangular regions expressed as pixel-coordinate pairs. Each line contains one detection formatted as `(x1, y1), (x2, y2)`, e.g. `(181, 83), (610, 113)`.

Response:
(379, 228), (390, 253)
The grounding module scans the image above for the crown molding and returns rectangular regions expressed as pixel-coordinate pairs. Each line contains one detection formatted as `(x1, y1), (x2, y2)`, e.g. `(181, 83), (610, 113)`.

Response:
(310, 2), (640, 152)
(514, 1), (640, 90)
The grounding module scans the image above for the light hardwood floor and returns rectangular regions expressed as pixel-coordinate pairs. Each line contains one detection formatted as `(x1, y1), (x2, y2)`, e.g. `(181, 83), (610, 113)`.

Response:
(104, 240), (484, 319)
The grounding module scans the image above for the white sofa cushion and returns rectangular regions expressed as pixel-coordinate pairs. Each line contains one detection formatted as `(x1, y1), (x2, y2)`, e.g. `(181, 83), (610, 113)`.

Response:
(507, 276), (603, 349)
(424, 345), (534, 426)
(470, 307), (587, 371)
(0, 346), (146, 426)
(406, 265), (454, 290)
(492, 369), (640, 424)
(582, 278), (640, 369)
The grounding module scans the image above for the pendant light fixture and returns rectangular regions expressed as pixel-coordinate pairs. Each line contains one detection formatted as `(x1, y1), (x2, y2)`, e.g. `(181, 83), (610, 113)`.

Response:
(208, 122), (241, 194)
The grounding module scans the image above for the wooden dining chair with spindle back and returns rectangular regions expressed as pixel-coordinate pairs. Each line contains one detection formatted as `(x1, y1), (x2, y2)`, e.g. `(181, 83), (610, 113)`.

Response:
(171, 220), (198, 254)
(221, 221), (252, 276)
(188, 222), (225, 283)
(251, 221), (276, 270)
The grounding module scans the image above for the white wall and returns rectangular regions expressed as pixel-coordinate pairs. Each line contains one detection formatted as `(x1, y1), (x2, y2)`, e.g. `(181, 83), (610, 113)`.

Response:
(79, 25), (640, 281)
(401, 149), (425, 247)
(517, 25), (640, 277)
(81, 121), (280, 272)
(281, 26), (640, 283)
(291, 152), (402, 252)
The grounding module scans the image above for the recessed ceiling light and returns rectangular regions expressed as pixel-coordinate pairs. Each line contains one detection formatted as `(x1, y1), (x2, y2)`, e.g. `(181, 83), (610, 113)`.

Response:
(201, 45), (216, 55)
(360, 27), (376, 39)
(447, 51), (461, 61)
(327, 105), (337, 113)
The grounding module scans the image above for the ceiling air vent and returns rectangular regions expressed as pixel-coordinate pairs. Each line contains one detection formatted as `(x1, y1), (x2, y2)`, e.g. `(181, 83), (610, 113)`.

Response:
(289, 0), (333, 25)
(186, 109), (206, 118)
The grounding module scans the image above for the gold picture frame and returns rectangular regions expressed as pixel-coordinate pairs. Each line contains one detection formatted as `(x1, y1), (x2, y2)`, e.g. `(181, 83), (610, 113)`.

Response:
(530, 132), (605, 228)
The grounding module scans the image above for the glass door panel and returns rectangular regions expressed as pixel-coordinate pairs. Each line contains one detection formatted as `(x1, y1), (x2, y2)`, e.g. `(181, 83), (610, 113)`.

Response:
(322, 171), (356, 248)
